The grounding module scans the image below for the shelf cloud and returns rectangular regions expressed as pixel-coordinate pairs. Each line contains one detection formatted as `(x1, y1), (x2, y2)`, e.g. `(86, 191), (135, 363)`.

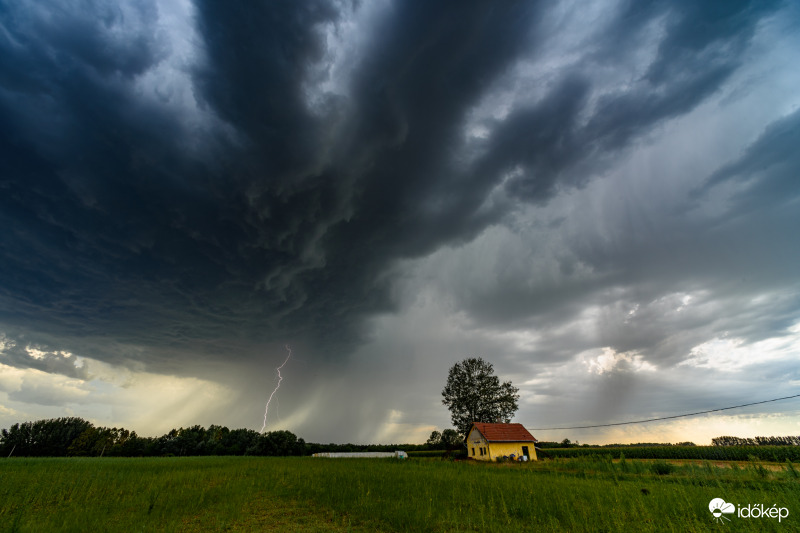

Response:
(1, 0), (799, 443)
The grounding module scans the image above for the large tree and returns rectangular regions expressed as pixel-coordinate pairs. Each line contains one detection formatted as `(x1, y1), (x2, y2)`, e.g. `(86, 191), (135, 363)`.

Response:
(442, 357), (520, 436)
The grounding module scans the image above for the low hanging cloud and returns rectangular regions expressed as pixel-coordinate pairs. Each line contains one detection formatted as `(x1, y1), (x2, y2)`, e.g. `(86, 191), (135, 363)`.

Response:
(1, 0), (799, 442)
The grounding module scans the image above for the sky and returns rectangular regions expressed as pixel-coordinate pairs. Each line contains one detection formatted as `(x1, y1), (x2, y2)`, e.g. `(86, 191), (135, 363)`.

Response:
(1, 0), (799, 445)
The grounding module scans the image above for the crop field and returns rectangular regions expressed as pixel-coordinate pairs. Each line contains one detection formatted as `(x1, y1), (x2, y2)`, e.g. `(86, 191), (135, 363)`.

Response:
(1, 455), (798, 532)
(541, 445), (800, 462)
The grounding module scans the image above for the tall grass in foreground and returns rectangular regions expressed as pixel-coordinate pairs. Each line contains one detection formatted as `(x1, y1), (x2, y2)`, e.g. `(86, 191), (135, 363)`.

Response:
(1, 456), (798, 532)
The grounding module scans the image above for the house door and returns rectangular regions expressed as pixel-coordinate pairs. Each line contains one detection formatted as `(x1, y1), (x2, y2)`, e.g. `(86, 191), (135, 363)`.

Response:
(521, 446), (529, 460)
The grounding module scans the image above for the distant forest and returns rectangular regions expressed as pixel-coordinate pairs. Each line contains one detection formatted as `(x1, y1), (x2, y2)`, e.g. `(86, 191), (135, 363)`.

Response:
(0, 417), (434, 458)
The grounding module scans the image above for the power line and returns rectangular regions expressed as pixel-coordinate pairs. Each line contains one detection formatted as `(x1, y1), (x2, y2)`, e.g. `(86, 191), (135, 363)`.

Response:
(527, 393), (800, 431)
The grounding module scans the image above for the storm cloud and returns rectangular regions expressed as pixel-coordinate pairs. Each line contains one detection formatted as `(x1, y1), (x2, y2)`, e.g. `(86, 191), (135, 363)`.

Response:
(1, 0), (799, 443)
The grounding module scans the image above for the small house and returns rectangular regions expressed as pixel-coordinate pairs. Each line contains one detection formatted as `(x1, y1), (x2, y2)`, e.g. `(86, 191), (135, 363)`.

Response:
(466, 422), (537, 461)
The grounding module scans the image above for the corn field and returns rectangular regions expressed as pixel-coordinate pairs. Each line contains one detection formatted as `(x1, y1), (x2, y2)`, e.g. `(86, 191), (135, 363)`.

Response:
(542, 445), (800, 462)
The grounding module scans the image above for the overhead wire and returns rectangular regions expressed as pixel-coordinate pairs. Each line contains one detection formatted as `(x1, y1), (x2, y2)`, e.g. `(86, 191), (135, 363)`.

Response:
(526, 393), (800, 431)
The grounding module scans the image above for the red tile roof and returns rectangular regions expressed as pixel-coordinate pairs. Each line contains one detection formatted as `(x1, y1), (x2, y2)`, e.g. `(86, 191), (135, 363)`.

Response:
(471, 423), (536, 442)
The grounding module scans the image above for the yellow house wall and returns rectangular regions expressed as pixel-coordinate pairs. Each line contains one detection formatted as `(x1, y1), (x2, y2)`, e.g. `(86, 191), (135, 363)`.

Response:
(466, 427), (489, 460)
(487, 442), (537, 461)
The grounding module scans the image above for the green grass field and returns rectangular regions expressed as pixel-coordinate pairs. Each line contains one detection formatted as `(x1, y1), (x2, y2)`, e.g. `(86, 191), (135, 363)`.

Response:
(1, 456), (798, 532)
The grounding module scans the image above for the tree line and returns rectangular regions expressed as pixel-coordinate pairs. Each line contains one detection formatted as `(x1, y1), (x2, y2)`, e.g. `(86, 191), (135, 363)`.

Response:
(536, 439), (698, 448)
(0, 418), (306, 457)
(711, 435), (800, 446)
(0, 417), (449, 457)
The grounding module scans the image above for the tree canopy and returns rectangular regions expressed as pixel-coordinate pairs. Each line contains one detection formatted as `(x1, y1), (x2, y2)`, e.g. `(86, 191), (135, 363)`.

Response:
(426, 429), (463, 449)
(441, 357), (519, 436)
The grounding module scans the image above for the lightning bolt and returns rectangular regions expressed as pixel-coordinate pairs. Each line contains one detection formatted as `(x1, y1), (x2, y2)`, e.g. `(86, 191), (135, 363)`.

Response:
(261, 344), (292, 433)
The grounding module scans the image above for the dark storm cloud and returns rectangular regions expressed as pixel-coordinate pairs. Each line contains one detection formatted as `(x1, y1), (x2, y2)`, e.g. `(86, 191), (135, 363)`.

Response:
(700, 108), (800, 212)
(498, 0), (783, 200)
(193, 0), (339, 187)
(0, 1), (162, 90)
(0, 0), (274, 369)
(322, 1), (544, 249)
(0, 0), (789, 383)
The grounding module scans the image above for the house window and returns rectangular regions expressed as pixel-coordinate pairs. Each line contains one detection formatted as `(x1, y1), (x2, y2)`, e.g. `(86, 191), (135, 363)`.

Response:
(471, 448), (475, 456)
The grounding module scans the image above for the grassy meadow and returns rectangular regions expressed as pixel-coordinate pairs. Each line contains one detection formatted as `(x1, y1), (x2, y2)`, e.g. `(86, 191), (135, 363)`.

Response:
(1, 455), (798, 532)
